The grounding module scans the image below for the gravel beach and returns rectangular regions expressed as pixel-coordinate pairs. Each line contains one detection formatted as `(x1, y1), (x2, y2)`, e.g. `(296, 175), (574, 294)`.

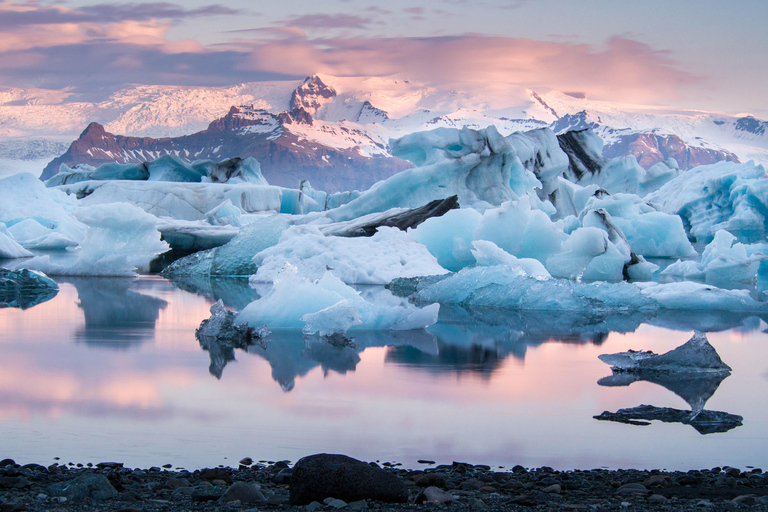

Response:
(2, 455), (768, 512)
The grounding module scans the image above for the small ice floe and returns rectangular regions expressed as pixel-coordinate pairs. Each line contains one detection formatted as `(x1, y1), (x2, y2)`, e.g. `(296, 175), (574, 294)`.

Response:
(598, 331), (732, 374)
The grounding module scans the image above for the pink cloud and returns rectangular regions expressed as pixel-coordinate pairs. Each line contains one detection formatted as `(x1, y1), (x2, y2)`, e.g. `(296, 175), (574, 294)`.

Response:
(242, 35), (698, 105)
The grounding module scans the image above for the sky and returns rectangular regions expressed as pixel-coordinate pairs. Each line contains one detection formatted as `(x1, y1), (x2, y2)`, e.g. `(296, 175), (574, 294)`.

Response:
(0, 0), (766, 116)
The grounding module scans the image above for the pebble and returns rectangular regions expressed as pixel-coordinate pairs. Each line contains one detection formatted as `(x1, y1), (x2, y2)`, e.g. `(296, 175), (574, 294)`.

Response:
(421, 486), (455, 504)
(0, 456), (767, 512)
(324, 497), (349, 509)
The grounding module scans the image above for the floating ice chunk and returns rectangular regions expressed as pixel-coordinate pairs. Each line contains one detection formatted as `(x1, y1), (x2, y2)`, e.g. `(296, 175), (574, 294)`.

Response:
(251, 225), (448, 285)
(661, 259), (705, 281)
(470, 240), (551, 278)
(582, 193), (696, 258)
(414, 265), (656, 312)
(55, 180), (283, 221)
(599, 332), (732, 373)
(21, 203), (169, 276)
(700, 230), (768, 285)
(0, 225), (33, 259)
(552, 178), (606, 219)
(0, 268), (58, 309)
(647, 160), (767, 243)
(237, 266), (439, 333)
(196, 299), (269, 345)
(0, 173), (86, 248)
(45, 162), (148, 186)
(147, 154), (207, 182)
(507, 127), (570, 198)
(637, 281), (768, 312)
(595, 155), (645, 194)
(301, 300), (362, 336)
(326, 126), (539, 223)
(639, 159), (678, 196)
(163, 214), (292, 277)
(205, 199), (242, 227)
(661, 229), (768, 285)
(474, 196), (564, 265)
(545, 226), (627, 281)
(408, 208), (482, 271)
(198, 157), (268, 185)
(594, 405), (742, 435)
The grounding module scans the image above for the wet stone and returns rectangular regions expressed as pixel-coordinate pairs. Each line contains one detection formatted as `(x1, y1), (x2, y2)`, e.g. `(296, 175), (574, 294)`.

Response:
(191, 484), (228, 502)
(415, 473), (447, 488)
(219, 481), (266, 504)
(46, 472), (118, 501)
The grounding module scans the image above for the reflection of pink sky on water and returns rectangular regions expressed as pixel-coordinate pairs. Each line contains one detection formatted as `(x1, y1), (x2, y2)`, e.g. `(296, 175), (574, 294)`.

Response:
(1, 278), (767, 470)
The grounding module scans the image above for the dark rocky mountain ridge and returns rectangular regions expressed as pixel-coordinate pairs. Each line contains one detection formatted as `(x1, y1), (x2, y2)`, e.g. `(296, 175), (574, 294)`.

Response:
(41, 106), (412, 192)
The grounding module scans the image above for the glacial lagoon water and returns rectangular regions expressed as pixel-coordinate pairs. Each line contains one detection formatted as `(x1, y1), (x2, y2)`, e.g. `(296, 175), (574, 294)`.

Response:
(1, 275), (767, 471)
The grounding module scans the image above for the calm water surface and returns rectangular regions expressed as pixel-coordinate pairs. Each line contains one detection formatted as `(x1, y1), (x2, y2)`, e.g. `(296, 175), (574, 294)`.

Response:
(1, 276), (767, 470)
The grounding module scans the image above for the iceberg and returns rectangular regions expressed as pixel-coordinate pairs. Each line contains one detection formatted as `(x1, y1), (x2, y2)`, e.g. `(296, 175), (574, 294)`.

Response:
(0, 225), (33, 259)
(21, 203), (169, 276)
(46, 156), (268, 186)
(408, 195), (563, 272)
(662, 229), (768, 286)
(637, 281), (768, 312)
(236, 265), (439, 333)
(0, 268), (58, 309)
(0, 173), (86, 250)
(647, 160), (768, 243)
(196, 300), (270, 378)
(412, 264), (657, 312)
(53, 180), (283, 221)
(581, 193), (696, 259)
(251, 225), (448, 285)
(598, 332), (731, 374)
(324, 126), (541, 224)
(594, 405), (743, 435)
(407, 262), (768, 314)
(162, 214), (293, 277)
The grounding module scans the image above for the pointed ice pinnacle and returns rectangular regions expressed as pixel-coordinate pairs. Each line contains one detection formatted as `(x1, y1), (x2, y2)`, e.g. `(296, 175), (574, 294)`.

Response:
(598, 332), (731, 374)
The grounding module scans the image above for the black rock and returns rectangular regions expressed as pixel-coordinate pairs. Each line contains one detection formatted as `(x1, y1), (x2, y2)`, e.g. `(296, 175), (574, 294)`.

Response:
(191, 485), (228, 502)
(0, 459), (15, 467)
(45, 472), (119, 500)
(329, 196), (460, 237)
(289, 453), (408, 505)
(199, 467), (233, 484)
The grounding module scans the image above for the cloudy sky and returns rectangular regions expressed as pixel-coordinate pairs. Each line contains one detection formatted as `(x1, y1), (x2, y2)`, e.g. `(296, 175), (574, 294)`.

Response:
(1, 0), (766, 115)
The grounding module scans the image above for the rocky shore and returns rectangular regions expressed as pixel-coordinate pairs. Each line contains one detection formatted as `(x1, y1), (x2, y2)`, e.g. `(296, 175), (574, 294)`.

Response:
(1, 454), (767, 512)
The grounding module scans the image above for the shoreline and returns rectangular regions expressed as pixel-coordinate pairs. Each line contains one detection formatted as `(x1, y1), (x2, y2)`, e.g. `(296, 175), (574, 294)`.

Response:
(1, 456), (767, 512)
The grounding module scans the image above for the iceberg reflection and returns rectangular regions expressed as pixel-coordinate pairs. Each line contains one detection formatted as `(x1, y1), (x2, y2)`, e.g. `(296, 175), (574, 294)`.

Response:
(594, 332), (743, 434)
(65, 278), (168, 349)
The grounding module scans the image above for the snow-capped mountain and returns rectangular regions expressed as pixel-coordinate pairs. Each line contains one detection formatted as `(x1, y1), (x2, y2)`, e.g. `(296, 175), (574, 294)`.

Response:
(40, 105), (411, 192)
(5, 74), (768, 188)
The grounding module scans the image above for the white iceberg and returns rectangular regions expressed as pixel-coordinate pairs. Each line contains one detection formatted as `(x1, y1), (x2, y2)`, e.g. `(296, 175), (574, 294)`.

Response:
(0, 225), (33, 259)
(21, 202), (169, 276)
(324, 126), (541, 223)
(53, 180), (284, 221)
(251, 225), (448, 285)
(0, 173), (86, 250)
(236, 265), (439, 333)
(647, 160), (768, 243)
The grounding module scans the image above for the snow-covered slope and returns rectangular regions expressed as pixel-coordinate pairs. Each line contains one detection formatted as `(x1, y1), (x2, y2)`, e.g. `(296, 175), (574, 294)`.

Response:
(4, 74), (767, 183)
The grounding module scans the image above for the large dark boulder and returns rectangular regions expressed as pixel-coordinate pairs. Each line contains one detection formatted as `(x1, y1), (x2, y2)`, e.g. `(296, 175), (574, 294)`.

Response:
(45, 472), (118, 500)
(289, 454), (408, 505)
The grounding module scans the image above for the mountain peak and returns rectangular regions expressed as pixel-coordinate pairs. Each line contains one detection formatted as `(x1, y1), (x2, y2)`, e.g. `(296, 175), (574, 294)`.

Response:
(290, 75), (337, 115)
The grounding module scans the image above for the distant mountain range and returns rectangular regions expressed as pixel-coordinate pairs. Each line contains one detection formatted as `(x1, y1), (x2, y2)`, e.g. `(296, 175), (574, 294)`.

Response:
(4, 74), (766, 191)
